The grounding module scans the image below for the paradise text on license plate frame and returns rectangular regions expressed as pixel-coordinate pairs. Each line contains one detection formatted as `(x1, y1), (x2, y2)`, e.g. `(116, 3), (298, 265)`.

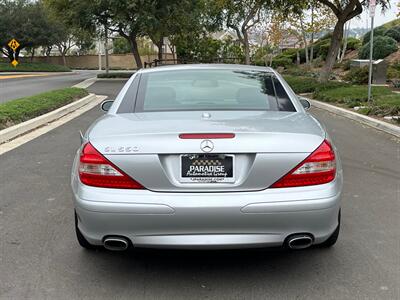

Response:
(180, 154), (235, 183)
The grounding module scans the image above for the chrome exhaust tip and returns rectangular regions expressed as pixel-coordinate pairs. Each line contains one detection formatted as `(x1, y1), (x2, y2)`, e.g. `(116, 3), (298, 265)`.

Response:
(103, 237), (129, 251)
(287, 234), (313, 250)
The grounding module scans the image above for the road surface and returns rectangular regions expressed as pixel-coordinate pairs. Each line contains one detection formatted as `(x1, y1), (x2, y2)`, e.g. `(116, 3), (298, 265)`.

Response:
(0, 81), (399, 299)
(0, 70), (98, 103)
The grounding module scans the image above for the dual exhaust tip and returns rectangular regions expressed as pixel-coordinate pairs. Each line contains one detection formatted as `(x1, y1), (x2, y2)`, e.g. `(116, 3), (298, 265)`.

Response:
(103, 234), (313, 251)
(286, 234), (314, 250)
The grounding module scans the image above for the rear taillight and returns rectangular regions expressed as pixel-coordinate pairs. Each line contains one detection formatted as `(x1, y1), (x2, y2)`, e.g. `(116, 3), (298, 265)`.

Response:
(271, 140), (336, 188)
(78, 143), (144, 189)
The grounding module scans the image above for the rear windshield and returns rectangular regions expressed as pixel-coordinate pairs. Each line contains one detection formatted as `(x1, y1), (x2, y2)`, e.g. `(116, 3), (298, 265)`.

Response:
(134, 69), (296, 112)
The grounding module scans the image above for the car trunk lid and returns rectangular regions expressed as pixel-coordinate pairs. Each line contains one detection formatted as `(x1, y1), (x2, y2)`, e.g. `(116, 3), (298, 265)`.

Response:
(88, 111), (325, 192)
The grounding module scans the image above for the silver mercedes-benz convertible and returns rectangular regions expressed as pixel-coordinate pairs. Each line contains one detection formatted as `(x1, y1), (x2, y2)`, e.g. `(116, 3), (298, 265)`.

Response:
(71, 64), (342, 251)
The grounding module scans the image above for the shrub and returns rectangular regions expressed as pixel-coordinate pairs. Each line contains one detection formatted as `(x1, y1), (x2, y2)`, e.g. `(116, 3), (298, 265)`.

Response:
(97, 72), (134, 78)
(271, 57), (293, 68)
(346, 37), (362, 50)
(341, 60), (351, 71)
(362, 26), (386, 45)
(384, 26), (400, 42)
(359, 36), (398, 59)
(391, 79), (400, 88)
(387, 62), (400, 79)
(284, 76), (320, 93)
(343, 66), (369, 84)
(0, 88), (88, 129)
(283, 76), (348, 94)
(0, 62), (71, 72)
(314, 85), (392, 107)
(273, 49), (298, 64)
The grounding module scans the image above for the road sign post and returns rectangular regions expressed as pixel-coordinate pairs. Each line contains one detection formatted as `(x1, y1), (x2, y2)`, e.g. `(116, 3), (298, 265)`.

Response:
(367, 0), (376, 103)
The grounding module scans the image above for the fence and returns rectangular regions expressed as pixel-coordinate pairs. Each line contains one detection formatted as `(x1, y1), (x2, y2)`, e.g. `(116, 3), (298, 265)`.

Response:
(1, 53), (175, 70)
(144, 57), (245, 68)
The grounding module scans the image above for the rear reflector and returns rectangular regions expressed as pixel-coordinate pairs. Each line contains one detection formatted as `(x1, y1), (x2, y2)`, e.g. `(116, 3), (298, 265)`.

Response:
(79, 143), (144, 189)
(179, 133), (235, 139)
(271, 140), (336, 188)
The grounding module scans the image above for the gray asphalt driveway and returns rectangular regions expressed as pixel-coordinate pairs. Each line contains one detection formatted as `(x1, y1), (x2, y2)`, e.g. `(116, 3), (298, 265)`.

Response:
(0, 81), (399, 299)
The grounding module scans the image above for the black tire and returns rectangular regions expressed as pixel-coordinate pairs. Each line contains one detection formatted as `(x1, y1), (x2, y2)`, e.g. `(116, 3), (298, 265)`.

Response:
(75, 211), (97, 250)
(318, 210), (341, 248)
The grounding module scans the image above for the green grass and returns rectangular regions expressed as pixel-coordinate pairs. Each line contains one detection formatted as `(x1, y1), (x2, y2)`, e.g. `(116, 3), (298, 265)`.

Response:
(97, 72), (134, 78)
(314, 85), (400, 117)
(284, 75), (349, 94)
(0, 88), (88, 129)
(284, 75), (400, 119)
(0, 62), (71, 72)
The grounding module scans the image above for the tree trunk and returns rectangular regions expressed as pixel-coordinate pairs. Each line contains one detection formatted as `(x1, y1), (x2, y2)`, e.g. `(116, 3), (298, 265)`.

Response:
(300, 17), (309, 65)
(310, 4), (315, 63)
(168, 43), (176, 62)
(129, 37), (143, 69)
(243, 32), (250, 65)
(6, 48), (14, 62)
(340, 21), (350, 63)
(30, 48), (35, 62)
(157, 37), (163, 61)
(62, 52), (67, 66)
(104, 24), (109, 74)
(320, 18), (345, 82)
(14, 48), (21, 62)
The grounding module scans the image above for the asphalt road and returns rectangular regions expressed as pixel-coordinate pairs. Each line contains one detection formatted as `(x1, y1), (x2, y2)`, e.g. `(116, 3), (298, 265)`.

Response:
(0, 70), (98, 103)
(0, 81), (399, 299)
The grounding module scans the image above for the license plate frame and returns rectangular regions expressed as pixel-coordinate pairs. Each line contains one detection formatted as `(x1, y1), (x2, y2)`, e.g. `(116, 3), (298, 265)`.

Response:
(180, 154), (235, 183)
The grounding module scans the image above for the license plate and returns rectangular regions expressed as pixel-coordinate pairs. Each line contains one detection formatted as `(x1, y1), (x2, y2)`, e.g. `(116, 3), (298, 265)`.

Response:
(180, 154), (234, 183)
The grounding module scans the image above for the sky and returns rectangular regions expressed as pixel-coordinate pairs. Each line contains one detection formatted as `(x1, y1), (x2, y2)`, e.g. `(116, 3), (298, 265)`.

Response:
(351, 0), (399, 28)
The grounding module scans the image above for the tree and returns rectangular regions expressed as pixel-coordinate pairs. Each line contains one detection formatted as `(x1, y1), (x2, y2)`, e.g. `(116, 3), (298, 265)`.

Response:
(316, 0), (390, 81)
(0, 0), (54, 62)
(169, 0), (217, 61)
(142, 0), (181, 60)
(212, 0), (266, 65)
(113, 37), (131, 54)
(47, 0), (188, 69)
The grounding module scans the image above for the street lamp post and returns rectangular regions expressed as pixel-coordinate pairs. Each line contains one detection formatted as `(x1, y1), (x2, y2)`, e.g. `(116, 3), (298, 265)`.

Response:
(367, 0), (376, 103)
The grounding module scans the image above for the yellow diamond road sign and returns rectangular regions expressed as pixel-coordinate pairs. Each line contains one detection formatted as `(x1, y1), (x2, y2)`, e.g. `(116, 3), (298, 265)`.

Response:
(11, 60), (18, 67)
(8, 39), (20, 51)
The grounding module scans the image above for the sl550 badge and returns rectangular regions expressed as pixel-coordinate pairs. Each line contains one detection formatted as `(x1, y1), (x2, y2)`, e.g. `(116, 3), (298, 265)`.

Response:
(104, 146), (139, 153)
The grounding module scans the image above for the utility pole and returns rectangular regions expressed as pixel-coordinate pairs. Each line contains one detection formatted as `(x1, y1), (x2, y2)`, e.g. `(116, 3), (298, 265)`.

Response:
(104, 23), (109, 74)
(98, 38), (102, 71)
(367, 0), (376, 103)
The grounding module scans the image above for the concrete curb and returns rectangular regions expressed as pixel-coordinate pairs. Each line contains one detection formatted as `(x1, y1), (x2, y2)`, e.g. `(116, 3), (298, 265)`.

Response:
(309, 99), (400, 138)
(0, 93), (97, 144)
(96, 78), (131, 81)
(72, 77), (97, 88)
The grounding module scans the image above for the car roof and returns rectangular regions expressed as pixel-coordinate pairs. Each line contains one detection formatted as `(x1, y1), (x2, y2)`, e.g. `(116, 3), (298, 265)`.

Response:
(137, 64), (275, 74)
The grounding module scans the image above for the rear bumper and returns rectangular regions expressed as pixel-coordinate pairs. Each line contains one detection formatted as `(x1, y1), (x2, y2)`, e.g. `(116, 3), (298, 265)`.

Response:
(72, 176), (342, 249)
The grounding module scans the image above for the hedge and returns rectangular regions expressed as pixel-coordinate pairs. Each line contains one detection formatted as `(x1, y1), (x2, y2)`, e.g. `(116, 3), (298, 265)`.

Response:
(0, 88), (88, 129)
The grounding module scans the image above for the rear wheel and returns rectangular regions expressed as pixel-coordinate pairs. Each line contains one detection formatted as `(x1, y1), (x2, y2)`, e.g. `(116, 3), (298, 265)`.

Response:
(75, 211), (97, 250)
(318, 210), (340, 248)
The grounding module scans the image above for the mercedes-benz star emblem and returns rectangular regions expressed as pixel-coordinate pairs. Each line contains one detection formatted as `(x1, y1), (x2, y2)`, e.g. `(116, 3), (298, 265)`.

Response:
(200, 140), (214, 153)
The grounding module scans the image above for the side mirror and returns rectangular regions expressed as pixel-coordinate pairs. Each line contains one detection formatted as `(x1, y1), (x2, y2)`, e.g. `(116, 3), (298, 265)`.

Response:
(298, 96), (311, 110)
(101, 100), (114, 112)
